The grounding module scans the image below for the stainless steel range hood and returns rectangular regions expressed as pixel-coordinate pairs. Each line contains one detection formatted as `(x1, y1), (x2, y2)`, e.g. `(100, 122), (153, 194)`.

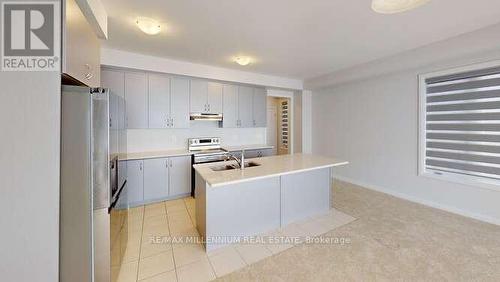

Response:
(190, 113), (223, 121)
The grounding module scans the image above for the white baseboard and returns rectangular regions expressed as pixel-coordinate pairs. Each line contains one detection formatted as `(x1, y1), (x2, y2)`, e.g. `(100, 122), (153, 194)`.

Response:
(332, 175), (500, 226)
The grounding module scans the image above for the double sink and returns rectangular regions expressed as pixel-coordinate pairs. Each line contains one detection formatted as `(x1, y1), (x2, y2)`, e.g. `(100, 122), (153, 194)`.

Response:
(211, 161), (261, 172)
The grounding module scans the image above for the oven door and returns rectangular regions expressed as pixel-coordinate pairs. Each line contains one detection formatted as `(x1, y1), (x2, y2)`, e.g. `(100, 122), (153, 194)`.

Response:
(191, 153), (227, 197)
(109, 156), (119, 210)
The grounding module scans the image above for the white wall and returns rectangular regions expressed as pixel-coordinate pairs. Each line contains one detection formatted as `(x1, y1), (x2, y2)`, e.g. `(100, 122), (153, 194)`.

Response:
(101, 48), (303, 90)
(310, 43), (500, 225)
(0, 72), (60, 280)
(127, 123), (266, 152)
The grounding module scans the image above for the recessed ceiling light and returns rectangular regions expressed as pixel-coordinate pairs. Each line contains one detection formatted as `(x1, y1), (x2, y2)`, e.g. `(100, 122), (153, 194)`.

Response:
(235, 56), (252, 66)
(136, 17), (161, 35)
(372, 0), (431, 14)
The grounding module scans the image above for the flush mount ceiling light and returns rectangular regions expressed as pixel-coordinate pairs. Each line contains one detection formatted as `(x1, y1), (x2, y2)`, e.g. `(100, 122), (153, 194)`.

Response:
(235, 56), (252, 66)
(372, 0), (431, 14)
(136, 17), (161, 35)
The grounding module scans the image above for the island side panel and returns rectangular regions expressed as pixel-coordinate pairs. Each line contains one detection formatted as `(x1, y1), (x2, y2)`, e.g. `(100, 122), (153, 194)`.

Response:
(205, 176), (281, 252)
(280, 168), (330, 226)
(195, 171), (207, 241)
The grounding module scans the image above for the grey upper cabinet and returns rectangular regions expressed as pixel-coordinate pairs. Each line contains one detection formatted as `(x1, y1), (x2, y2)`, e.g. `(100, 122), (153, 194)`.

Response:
(127, 160), (144, 206)
(125, 72), (148, 129)
(143, 158), (169, 202)
(190, 79), (223, 114)
(190, 79), (207, 113)
(238, 86), (254, 128)
(170, 77), (190, 128)
(149, 75), (189, 129)
(207, 82), (223, 114)
(106, 87), (119, 131)
(148, 74), (171, 129)
(63, 0), (100, 87)
(222, 84), (239, 128)
(253, 88), (267, 127)
(169, 156), (191, 196)
(101, 69), (124, 98)
(101, 69), (125, 131)
(222, 85), (266, 128)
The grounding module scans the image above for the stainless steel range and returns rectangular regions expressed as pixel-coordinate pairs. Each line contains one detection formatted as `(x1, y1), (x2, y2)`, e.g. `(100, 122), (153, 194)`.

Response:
(189, 137), (227, 196)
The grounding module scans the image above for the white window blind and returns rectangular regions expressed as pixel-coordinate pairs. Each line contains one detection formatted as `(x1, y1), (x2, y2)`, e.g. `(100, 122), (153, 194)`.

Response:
(420, 63), (500, 188)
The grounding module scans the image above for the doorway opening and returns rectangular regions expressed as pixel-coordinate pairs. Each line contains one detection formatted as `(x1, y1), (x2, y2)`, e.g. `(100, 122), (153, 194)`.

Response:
(267, 96), (291, 155)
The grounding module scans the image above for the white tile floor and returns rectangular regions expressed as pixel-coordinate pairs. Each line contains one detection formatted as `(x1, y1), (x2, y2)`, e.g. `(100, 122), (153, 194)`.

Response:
(111, 197), (355, 282)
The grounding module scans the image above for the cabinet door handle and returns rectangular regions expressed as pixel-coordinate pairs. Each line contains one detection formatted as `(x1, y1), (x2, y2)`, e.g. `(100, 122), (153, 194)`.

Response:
(171, 118), (174, 127)
(84, 64), (93, 80)
(139, 162), (143, 171)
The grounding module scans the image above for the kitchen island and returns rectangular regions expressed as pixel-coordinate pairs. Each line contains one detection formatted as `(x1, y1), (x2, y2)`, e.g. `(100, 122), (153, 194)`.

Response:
(193, 153), (348, 251)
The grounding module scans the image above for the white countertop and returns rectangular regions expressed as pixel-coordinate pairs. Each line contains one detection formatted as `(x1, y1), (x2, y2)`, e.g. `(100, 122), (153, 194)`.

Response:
(193, 153), (348, 187)
(122, 144), (273, 161)
(123, 149), (191, 161)
(222, 144), (274, 152)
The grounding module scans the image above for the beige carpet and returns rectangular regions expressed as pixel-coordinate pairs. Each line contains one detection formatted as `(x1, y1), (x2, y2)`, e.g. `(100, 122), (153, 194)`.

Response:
(217, 180), (500, 281)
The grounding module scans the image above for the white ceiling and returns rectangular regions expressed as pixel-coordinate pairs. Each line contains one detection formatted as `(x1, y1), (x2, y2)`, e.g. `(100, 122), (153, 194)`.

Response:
(101, 0), (500, 80)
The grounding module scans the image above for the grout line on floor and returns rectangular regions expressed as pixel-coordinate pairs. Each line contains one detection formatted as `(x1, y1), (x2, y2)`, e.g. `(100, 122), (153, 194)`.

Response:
(165, 200), (180, 282)
(136, 205), (146, 282)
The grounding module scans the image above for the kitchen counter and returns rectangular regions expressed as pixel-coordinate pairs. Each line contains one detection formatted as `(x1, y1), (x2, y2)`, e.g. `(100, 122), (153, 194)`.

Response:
(123, 149), (191, 161)
(194, 153), (348, 252)
(222, 144), (274, 152)
(193, 153), (348, 187)
(121, 144), (274, 161)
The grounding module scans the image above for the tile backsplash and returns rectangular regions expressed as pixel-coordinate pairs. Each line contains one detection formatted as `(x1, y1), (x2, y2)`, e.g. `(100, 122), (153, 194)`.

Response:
(127, 121), (267, 152)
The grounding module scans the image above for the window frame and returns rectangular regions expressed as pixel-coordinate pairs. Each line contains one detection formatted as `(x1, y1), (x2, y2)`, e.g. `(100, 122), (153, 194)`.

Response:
(418, 60), (500, 192)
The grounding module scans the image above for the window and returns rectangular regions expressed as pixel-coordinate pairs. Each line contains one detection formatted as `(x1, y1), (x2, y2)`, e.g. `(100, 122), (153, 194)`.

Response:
(419, 61), (500, 190)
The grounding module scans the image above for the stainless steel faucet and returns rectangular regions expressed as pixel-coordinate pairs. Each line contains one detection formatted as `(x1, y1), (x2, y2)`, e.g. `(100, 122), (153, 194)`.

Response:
(224, 150), (245, 170)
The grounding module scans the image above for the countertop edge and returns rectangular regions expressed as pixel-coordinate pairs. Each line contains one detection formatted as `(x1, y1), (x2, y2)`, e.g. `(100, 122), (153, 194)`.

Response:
(222, 145), (274, 151)
(123, 151), (192, 161)
(121, 144), (274, 161)
(206, 161), (349, 188)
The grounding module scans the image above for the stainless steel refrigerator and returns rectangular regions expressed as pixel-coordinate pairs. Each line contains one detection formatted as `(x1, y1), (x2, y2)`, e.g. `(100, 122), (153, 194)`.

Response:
(60, 85), (127, 282)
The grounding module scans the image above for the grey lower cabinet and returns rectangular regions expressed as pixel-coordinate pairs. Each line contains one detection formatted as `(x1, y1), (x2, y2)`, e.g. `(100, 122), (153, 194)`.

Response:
(143, 158), (169, 202)
(245, 148), (273, 159)
(126, 156), (191, 206)
(227, 148), (273, 159)
(126, 160), (144, 206)
(168, 156), (192, 196)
